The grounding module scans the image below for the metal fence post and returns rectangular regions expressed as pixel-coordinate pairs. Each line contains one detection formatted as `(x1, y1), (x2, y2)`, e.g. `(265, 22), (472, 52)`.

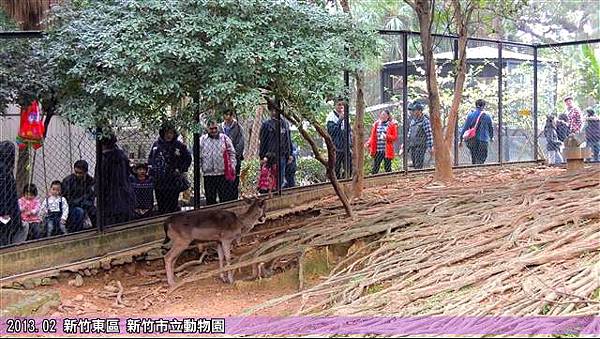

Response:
(533, 45), (539, 161)
(453, 39), (459, 167)
(402, 32), (409, 174)
(95, 127), (104, 232)
(498, 42), (504, 165)
(344, 71), (351, 178)
(193, 94), (201, 208)
(277, 102), (282, 196)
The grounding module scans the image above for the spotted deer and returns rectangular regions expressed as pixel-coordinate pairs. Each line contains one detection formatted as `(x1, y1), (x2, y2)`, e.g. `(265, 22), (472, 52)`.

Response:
(162, 196), (267, 287)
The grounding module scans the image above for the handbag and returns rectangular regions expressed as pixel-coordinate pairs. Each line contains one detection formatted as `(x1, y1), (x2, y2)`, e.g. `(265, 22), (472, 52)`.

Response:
(462, 111), (484, 141)
(173, 173), (190, 193)
(222, 135), (236, 182)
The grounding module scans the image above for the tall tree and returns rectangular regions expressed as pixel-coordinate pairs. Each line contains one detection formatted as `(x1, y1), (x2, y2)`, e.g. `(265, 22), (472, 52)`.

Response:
(403, 0), (501, 182)
(339, 0), (367, 199)
(42, 0), (378, 216)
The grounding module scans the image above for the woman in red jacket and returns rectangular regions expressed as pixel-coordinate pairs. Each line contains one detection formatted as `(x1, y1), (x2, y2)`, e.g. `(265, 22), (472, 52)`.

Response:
(365, 110), (398, 174)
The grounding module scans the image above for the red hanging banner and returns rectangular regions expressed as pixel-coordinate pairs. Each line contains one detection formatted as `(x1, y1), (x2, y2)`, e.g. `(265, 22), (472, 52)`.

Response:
(16, 100), (45, 150)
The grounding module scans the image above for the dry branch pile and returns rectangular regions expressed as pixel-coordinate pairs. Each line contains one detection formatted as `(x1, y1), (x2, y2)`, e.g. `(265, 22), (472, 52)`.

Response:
(175, 166), (599, 319)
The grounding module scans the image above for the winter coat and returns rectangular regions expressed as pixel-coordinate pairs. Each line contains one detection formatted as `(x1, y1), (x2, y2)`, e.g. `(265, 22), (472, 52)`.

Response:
(259, 118), (293, 159)
(556, 119), (570, 142)
(98, 146), (134, 221)
(61, 173), (95, 210)
(129, 175), (155, 210)
(367, 119), (398, 159)
(220, 120), (245, 161)
(258, 163), (277, 192)
(326, 111), (352, 152)
(198, 133), (237, 176)
(567, 107), (583, 134)
(584, 116), (600, 143)
(460, 109), (494, 143)
(544, 125), (562, 152)
(408, 115), (433, 149)
(0, 141), (21, 246)
(18, 197), (41, 223)
(148, 135), (192, 189)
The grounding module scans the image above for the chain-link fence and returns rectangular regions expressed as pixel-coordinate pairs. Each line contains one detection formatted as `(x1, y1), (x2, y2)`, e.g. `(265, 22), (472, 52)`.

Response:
(3, 30), (599, 249)
(537, 42), (600, 165)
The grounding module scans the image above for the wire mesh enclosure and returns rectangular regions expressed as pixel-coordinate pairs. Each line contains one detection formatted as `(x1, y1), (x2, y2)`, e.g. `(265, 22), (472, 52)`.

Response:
(2, 29), (599, 249)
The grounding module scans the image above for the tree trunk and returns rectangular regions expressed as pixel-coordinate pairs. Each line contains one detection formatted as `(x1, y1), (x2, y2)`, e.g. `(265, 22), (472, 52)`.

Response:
(339, 0), (366, 199)
(268, 98), (353, 218)
(307, 123), (354, 218)
(247, 106), (264, 159)
(443, 2), (471, 154)
(414, 0), (454, 183)
(352, 70), (366, 199)
(16, 147), (30, 196)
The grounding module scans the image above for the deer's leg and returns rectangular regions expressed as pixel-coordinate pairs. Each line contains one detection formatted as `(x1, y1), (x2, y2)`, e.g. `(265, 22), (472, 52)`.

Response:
(221, 239), (234, 284)
(216, 243), (226, 283)
(196, 243), (208, 264)
(164, 239), (190, 287)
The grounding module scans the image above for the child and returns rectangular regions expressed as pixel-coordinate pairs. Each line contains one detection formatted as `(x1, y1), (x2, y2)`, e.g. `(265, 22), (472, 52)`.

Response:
(258, 152), (278, 195)
(40, 180), (69, 237)
(129, 163), (155, 219)
(18, 184), (43, 241)
(544, 115), (564, 165)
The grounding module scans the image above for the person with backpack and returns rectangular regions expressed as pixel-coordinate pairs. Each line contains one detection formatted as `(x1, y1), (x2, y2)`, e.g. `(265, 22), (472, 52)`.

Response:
(407, 101), (433, 169)
(543, 115), (564, 165)
(459, 99), (494, 164)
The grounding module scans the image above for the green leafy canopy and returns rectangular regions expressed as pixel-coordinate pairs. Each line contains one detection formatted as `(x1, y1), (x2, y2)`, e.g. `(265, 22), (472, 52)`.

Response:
(39, 0), (380, 131)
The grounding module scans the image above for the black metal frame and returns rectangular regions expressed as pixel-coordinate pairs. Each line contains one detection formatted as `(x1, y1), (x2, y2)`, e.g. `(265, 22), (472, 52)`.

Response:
(1, 28), (599, 251)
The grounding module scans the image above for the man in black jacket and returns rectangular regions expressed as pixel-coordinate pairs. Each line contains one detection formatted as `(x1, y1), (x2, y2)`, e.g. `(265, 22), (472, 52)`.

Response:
(327, 99), (352, 179)
(259, 101), (293, 190)
(62, 160), (96, 231)
(0, 141), (21, 246)
(221, 110), (245, 200)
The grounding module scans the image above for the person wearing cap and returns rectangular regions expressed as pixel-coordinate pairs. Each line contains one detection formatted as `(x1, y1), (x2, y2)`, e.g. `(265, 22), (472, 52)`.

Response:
(583, 108), (600, 162)
(407, 101), (433, 169)
(563, 95), (582, 135)
(459, 99), (494, 164)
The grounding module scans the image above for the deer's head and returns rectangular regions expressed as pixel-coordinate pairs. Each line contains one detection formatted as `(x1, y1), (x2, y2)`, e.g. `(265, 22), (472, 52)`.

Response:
(243, 195), (267, 224)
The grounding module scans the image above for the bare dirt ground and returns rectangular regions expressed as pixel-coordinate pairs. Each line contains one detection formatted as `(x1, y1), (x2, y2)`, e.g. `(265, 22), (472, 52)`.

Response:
(30, 164), (597, 321)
